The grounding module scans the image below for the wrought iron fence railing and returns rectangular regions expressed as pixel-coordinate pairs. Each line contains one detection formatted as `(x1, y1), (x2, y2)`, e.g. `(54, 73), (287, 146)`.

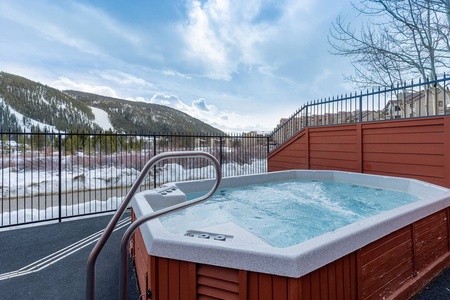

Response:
(0, 132), (269, 227)
(269, 75), (450, 149)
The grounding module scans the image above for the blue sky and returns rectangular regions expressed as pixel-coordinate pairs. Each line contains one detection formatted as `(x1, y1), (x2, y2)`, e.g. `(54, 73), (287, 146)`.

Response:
(0, 0), (355, 132)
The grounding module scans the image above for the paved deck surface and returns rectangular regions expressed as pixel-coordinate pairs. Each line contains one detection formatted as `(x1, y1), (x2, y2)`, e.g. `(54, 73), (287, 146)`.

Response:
(0, 212), (139, 300)
(411, 266), (450, 299)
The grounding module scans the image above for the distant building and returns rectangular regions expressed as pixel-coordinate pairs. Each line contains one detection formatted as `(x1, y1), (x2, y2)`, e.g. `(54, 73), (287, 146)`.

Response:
(384, 88), (450, 119)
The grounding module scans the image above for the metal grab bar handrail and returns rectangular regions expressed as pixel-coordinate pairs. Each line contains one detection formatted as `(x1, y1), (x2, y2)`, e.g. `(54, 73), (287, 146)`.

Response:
(85, 151), (221, 300)
(118, 156), (221, 298)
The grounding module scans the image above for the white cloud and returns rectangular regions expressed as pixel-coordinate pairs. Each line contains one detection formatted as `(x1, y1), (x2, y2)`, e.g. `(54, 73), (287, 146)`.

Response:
(96, 70), (151, 86)
(179, 0), (315, 81)
(0, 1), (141, 59)
(52, 77), (118, 98)
(162, 69), (192, 80)
(180, 0), (267, 80)
(192, 99), (215, 112)
(149, 93), (184, 108)
(144, 93), (273, 132)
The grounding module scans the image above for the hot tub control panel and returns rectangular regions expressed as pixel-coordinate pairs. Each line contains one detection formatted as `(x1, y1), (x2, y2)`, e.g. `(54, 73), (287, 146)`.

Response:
(143, 184), (188, 211)
(184, 230), (233, 242)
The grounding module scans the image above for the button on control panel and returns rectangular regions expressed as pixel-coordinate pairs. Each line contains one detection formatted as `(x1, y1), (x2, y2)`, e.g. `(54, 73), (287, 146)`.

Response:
(184, 230), (233, 242)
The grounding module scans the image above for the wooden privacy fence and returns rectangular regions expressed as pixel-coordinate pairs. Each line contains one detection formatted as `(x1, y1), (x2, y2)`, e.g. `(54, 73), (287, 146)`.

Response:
(268, 116), (450, 188)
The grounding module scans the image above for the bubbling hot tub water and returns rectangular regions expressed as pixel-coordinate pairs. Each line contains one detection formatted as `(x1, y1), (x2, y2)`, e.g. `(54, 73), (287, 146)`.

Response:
(159, 180), (420, 247)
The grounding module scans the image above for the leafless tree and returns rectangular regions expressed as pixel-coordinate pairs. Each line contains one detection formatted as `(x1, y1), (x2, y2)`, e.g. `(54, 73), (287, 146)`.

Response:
(329, 0), (450, 88)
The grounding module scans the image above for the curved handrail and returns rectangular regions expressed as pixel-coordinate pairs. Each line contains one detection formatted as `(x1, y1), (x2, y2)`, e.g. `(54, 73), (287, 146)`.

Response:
(118, 153), (221, 298)
(86, 151), (221, 300)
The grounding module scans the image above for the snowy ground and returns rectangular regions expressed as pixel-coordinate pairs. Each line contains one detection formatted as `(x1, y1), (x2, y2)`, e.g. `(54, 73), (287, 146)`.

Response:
(1, 159), (267, 225)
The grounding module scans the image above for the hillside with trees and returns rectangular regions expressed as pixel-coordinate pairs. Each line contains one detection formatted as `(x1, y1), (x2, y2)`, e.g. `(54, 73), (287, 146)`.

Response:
(0, 72), (224, 134)
(65, 90), (224, 134)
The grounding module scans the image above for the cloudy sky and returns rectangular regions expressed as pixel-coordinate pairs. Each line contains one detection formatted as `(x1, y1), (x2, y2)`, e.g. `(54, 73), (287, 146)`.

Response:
(0, 0), (355, 132)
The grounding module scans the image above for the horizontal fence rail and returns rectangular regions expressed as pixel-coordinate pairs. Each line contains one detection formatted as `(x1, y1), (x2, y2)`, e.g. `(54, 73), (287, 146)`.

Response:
(0, 132), (269, 227)
(270, 75), (450, 149)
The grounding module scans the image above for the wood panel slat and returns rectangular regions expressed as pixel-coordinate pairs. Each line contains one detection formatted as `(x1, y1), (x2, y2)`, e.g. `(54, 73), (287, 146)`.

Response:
(272, 276), (288, 300)
(310, 270), (320, 300)
(335, 259), (344, 300)
(197, 276), (240, 293)
(342, 255), (352, 300)
(327, 262), (337, 300)
(158, 257), (169, 300)
(362, 161), (444, 178)
(258, 273), (273, 300)
(360, 240), (413, 278)
(363, 132), (443, 144)
(197, 265), (239, 280)
(359, 227), (411, 265)
(363, 152), (443, 166)
(310, 143), (358, 152)
(363, 143), (444, 155)
(362, 262), (413, 299)
(301, 274), (311, 300)
(361, 117), (444, 129)
(362, 124), (444, 134)
(248, 272), (259, 300)
(309, 129), (357, 137)
(168, 259), (180, 300)
(288, 278), (301, 300)
(133, 229), (149, 297)
(309, 135), (356, 144)
(196, 265), (240, 300)
(179, 261), (191, 300)
(363, 170), (447, 187)
(197, 285), (239, 300)
(310, 158), (357, 171)
(310, 150), (358, 160)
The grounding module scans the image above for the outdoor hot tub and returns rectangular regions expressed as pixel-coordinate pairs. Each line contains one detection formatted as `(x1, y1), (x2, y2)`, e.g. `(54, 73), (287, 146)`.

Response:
(130, 170), (450, 300)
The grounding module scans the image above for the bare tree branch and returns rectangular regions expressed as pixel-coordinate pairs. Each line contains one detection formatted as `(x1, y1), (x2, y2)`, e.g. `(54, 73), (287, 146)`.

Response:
(328, 0), (450, 88)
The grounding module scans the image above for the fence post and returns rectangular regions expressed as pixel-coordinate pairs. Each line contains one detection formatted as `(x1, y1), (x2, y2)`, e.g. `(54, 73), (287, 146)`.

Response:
(359, 95), (363, 122)
(305, 104), (309, 127)
(444, 118), (450, 188)
(58, 133), (62, 223)
(266, 136), (270, 172)
(219, 136), (223, 167)
(153, 135), (157, 188)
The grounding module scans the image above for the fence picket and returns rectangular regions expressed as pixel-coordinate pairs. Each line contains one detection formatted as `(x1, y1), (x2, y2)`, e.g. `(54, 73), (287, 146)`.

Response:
(0, 132), (269, 227)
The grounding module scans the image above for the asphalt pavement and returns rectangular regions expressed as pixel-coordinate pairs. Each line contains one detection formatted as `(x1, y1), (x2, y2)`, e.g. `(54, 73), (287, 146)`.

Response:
(0, 212), (139, 300)
(411, 266), (450, 300)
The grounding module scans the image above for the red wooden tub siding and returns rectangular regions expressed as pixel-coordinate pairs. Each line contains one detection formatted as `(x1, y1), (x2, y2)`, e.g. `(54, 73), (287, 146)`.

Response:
(131, 207), (450, 300)
(268, 116), (450, 188)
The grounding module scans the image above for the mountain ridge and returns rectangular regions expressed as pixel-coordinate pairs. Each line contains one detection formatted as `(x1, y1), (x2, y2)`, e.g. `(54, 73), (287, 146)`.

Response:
(0, 72), (224, 134)
(64, 90), (223, 134)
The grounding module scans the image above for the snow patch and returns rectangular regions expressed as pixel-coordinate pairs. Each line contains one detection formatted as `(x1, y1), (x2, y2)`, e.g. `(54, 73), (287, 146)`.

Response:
(90, 106), (113, 130)
(0, 97), (57, 132)
(0, 159), (267, 225)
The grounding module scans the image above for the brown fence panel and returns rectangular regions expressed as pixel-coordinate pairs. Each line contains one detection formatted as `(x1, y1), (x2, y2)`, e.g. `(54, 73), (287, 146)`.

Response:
(362, 118), (446, 186)
(268, 116), (450, 188)
(268, 130), (308, 172)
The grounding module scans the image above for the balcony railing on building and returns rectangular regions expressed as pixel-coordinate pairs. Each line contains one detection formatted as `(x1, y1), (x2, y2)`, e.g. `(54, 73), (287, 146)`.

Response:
(270, 75), (450, 149)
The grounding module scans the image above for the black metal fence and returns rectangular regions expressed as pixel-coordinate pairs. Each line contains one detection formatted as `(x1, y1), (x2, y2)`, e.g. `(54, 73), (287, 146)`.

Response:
(0, 132), (269, 227)
(270, 75), (450, 149)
